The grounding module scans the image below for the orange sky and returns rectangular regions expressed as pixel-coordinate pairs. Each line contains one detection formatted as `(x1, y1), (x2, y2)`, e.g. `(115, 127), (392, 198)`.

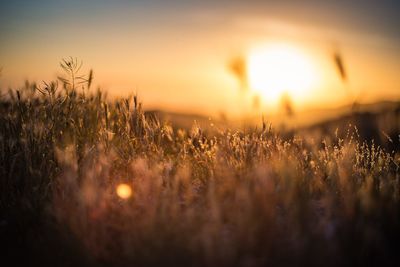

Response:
(1, 1), (399, 118)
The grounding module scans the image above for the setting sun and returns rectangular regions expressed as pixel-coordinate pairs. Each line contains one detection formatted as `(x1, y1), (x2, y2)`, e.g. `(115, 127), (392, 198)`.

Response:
(2, 1), (400, 266)
(248, 44), (319, 105)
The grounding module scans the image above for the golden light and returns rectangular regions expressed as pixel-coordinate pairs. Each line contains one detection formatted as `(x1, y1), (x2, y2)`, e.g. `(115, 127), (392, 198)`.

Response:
(247, 43), (318, 105)
(116, 183), (132, 199)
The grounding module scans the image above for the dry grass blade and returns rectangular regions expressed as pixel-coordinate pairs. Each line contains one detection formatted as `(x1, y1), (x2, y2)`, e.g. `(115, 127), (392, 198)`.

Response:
(333, 50), (347, 82)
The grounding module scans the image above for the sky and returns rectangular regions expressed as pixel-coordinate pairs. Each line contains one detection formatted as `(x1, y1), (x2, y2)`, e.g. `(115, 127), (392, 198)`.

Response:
(1, 0), (399, 117)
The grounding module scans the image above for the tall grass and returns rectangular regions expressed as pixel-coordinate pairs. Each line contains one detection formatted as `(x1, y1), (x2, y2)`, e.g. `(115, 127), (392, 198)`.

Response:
(0, 60), (399, 267)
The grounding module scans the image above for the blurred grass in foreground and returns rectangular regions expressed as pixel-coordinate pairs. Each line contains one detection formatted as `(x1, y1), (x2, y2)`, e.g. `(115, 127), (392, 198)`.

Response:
(0, 60), (399, 267)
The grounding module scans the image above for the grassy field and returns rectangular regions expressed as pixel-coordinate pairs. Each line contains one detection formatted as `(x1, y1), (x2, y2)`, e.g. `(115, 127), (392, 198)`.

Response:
(1, 62), (400, 266)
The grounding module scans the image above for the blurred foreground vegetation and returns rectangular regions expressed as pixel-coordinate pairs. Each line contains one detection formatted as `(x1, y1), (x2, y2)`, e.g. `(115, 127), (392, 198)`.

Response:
(1, 61), (399, 267)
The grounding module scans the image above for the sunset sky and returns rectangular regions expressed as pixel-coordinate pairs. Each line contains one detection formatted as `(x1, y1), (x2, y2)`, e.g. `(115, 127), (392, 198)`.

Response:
(1, 0), (399, 117)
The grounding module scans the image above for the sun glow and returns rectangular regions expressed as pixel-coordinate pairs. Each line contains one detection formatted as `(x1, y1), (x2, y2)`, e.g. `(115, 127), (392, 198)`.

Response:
(248, 44), (319, 105)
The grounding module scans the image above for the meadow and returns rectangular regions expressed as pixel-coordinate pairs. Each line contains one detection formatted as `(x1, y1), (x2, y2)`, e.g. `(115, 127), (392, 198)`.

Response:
(1, 60), (399, 267)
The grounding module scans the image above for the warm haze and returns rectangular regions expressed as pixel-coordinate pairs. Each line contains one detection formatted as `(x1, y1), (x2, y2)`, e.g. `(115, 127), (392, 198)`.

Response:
(1, 0), (399, 118)
(1, 1), (400, 267)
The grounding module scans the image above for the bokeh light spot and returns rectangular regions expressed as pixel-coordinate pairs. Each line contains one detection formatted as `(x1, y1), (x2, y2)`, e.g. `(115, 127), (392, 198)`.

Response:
(116, 183), (132, 199)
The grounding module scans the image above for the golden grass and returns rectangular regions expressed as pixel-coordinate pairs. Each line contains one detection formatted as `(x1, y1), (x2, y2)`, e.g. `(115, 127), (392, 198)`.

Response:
(0, 60), (399, 267)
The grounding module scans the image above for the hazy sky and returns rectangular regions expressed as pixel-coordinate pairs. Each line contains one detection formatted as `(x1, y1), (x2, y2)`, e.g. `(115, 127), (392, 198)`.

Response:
(1, 0), (399, 116)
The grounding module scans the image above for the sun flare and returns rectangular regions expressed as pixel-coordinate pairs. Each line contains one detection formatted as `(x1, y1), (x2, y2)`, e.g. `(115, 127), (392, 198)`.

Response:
(248, 44), (318, 105)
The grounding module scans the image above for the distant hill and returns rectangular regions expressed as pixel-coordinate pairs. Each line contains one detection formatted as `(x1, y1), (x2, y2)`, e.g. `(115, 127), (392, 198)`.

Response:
(295, 107), (400, 152)
(146, 100), (400, 150)
(145, 109), (226, 132)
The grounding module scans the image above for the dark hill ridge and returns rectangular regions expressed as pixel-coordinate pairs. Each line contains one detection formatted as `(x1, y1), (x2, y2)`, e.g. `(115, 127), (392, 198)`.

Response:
(296, 109), (400, 152)
(145, 101), (400, 149)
